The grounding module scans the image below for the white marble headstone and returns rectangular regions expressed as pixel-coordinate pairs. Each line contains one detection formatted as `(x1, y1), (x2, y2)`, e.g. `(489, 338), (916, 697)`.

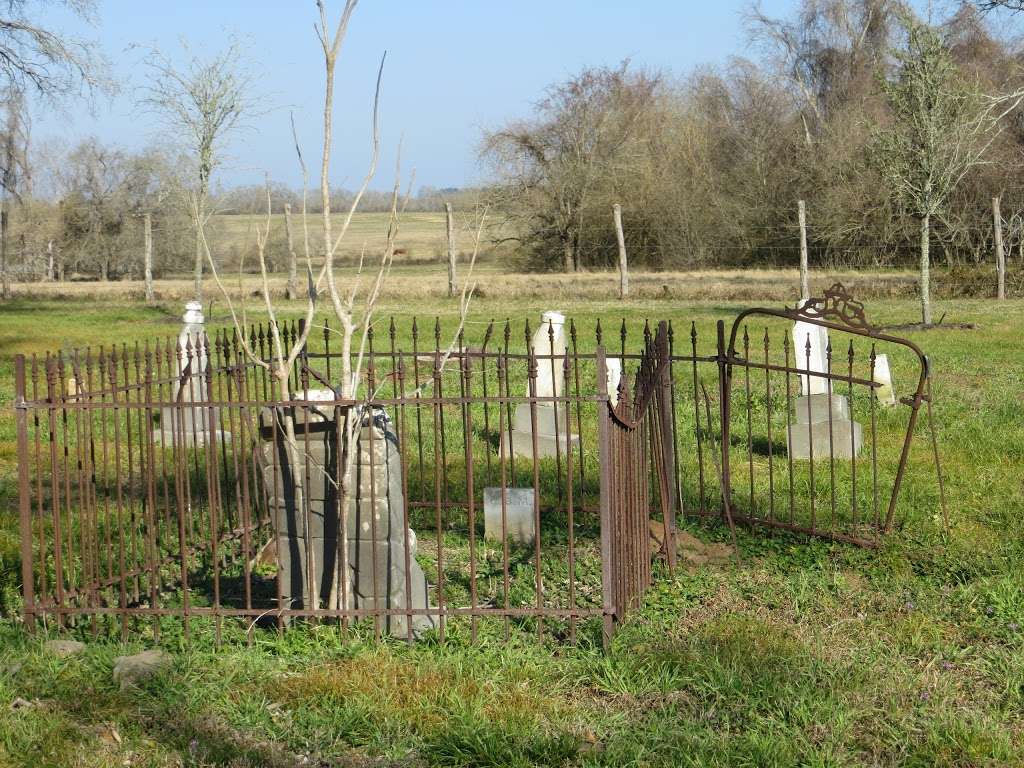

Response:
(873, 354), (896, 407)
(605, 357), (623, 407)
(177, 300), (208, 401)
(792, 321), (831, 396)
(529, 310), (567, 398)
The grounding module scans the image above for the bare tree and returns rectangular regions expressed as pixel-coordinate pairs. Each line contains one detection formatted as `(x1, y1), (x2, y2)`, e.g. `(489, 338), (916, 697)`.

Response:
(482, 62), (660, 272)
(205, 0), (482, 613)
(874, 11), (1024, 324)
(0, 1), (106, 296)
(0, 0), (105, 97)
(0, 88), (27, 297)
(976, 1), (1024, 11)
(141, 38), (257, 301)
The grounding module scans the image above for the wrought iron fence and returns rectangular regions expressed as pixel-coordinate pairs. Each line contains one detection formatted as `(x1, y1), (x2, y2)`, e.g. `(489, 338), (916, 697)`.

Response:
(12, 285), (942, 646)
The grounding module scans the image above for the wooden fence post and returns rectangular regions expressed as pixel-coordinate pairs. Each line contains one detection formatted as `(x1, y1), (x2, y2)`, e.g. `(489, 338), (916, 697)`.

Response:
(143, 212), (154, 303)
(798, 199), (809, 301)
(284, 203), (299, 300)
(445, 202), (457, 298)
(994, 196), (1006, 301)
(614, 203), (628, 299)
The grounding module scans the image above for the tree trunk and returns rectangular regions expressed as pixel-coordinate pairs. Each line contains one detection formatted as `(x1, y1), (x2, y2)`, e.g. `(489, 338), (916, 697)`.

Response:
(445, 202), (456, 298)
(562, 238), (574, 273)
(613, 203), (628, 299)
(994, 197), (1005, 301)
(144, 213), (155, 303)
(46, 239), (54, 282)
(920, 213), (932, 326)
(193, 193), (205, 302)
(798, 199), (809, 301)
(284, 203), (298, 300)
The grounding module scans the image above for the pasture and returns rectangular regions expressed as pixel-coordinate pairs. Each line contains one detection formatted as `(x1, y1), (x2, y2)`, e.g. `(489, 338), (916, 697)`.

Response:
(209, 211), (515, 266)
(0, 270), (1022, 767)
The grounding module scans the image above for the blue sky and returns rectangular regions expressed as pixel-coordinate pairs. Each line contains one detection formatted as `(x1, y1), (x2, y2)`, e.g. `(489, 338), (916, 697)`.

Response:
(31, 1), (871, 192)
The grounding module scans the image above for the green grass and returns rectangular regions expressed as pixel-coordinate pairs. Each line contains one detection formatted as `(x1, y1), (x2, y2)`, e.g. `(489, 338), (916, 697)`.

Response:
(1, 286), (1023, 767)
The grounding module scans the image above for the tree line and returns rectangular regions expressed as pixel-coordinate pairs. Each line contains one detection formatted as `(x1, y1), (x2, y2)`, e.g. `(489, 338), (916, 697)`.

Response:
(3, 1), (1024, 324)
(481, 1), (1024, 321)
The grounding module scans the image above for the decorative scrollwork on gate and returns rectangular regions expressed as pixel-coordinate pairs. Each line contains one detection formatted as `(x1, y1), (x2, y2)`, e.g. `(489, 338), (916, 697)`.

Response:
(791, 282), (874, 332)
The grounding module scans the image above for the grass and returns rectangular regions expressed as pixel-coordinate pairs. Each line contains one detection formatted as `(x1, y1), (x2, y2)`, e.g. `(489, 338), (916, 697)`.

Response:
(1, 268), (1023, 767)
(209, 211), (516, 265)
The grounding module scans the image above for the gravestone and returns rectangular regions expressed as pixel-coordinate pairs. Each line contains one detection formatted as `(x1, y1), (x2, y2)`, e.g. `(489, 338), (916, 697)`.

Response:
(792, 320), (831, 396)
(257, 398), (436, 638)
(483, 487), (536, 545)
(605, 357), (623, 407)
(788, 322), (863, 460)
(503, 311), (579, 459)
(154, 301), (228, 446)
(873, 353), (897, 407)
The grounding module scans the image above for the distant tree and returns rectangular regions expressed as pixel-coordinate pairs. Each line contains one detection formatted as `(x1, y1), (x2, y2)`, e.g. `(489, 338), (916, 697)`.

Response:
(0, 88), (28, 297)
(0, 0), (104, 97)
(873, 12), (1024, 324)
(747, 0), (899, 146)
(140, 39), (257, 300)
(58, 138), (133, 280)
(976, 1), (1024, 11)
(482, 62), (660, 272)
(0, 0), (106, 296)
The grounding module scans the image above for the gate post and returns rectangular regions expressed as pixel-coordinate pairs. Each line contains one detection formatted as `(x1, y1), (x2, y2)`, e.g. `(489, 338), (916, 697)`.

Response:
(656, 322), (677, 570)
(596, 346), (615, 650)
(716, 321), (734, 523)
(14, 355), (35, 632)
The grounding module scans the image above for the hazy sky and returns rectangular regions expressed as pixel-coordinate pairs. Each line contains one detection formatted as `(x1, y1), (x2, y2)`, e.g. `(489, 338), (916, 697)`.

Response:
(31, 0), (942, 193)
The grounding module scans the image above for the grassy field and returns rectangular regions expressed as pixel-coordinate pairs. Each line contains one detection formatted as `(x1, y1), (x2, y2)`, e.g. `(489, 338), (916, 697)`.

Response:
(0, 272), (1022, 767)
(209, 211), (515, 265)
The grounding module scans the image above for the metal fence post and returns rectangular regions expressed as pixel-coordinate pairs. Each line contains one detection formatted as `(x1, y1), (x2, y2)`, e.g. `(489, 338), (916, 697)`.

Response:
(716, 320), (734, 522)
(596, 346), (615, 650)
(14, 354), (35, 632)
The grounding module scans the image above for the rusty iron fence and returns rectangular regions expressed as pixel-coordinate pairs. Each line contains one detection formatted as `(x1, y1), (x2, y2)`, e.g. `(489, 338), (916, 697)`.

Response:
(12, 284), (942, 646)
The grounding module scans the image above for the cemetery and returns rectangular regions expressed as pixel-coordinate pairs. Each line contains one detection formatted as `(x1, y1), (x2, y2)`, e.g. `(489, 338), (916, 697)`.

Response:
(11, 284), (944, 646)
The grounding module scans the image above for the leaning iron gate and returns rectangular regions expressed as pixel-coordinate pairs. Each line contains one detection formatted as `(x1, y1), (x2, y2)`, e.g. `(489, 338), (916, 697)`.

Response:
(11, 285), (940, 646)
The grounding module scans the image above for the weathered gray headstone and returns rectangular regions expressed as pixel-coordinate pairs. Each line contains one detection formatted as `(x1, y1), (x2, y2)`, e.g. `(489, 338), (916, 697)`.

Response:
(483, 487), (536, 545)
(257, 402), (436, 638)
